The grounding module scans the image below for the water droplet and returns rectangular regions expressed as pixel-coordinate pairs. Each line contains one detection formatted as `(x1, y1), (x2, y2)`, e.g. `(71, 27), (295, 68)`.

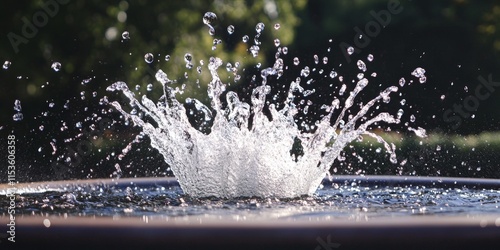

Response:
(12, 113), (23, 121)
(165, 55), (170, 61)
(147, 83), (153, 91)
(419, 76), (426, 83)
(14, 99), (22, 112)
(436, 145), (441, 151)
(274, 38), (280, 47)
(347, 46), (354, 55)
(274, 23), (280, 30)
(400, 99), (406, 105)
(39, 125), (44, 131)
(282, 47), (288, 55)
(144, 53), (154, 64)
(293, 57), (300, 65)
(411, 67), (426, 78)
(339, 84), (346, 96)
(51, 62), (61, 72)
(314, 55), (319, 64)
(242, 35), (249, 43)
(203, 12), (217, 25)
(81, 78), (92, 85)
(367, 54), (374, 61)
(399, 77), (406, 87)
(3, 61), (11, 69)
(255, 22), (265, 33)
(410, 115), (416, 122)
(329, 70), (337, 78)
(121, 31), (130, 40)
(300, 66), (310, 77)
(155, 70), (171, 85)
(357, 60), (367, 72)
(184, 53), (193, 63)
(440, 95), (445, 100)
(323, 57), (328, 64)
(227, 25), (235, 34)
(408, 127), (427, 137)
(249, 45), (260, 57)
(397, 109), (404, 119)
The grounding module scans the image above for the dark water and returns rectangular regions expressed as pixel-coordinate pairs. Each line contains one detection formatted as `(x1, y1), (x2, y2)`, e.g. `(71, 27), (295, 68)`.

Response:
(2, 176), (499, 220)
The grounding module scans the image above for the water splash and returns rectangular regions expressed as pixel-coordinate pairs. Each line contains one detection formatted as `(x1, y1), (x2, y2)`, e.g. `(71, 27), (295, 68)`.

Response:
(107, 13), (427, 198)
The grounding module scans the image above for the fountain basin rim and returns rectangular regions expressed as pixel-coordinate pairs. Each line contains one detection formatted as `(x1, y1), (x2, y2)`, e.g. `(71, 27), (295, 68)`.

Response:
(6, 215), (500, 250)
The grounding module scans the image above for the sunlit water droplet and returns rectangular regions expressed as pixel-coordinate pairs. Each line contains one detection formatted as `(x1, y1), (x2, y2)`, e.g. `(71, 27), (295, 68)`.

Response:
(203, 12), (217, 36)
(13, 99), (23, 121)
(274, 23), (280, 30)
(121, 31), (130, 40)
(411, 67), (426, 78)
(408, 127), (427, 137)
(51, 62), (62, 72)
(203, 12), (217, 25)
(3, 60), (11, 69)
(357, 60), (367, 72)
(184, 53), (193, 63)
(347, 46), (354, 55)
(399, 77), (406, 87)
(144, 53), (154, 64)
(339, 84), (346, 96)
(300, 66), (310, 77)
(165, 55), (170, 61)
(274, 39), (280, 47)
(255, 22), (265, 33)
(397, 109), (404, 119)
(227, 25), (235, 34)
(12, 113), (23, 121)
(293, 57), (300, 65)
(14, 99), (22, 112)
(242, 35), (249, 43)
(250, 45), (260, 57)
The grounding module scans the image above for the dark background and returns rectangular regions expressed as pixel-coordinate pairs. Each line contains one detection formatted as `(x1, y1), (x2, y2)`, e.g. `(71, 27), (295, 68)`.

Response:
(0, 0), (499, 182)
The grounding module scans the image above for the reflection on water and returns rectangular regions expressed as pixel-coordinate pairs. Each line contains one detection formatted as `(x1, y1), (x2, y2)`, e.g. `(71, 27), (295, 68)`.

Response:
(2, 178), (498, 220)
